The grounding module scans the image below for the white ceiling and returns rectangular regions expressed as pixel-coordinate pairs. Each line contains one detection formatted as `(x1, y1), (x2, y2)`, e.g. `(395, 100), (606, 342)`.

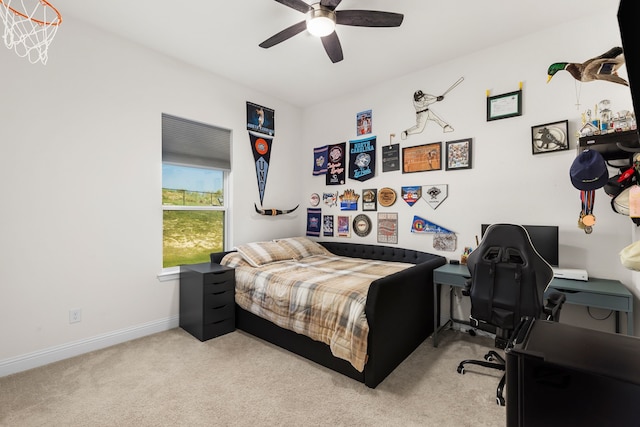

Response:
(52, 0), (621, 107)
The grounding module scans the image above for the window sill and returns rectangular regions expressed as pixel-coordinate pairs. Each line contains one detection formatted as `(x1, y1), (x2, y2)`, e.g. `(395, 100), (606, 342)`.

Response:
(157, 267), (180, 282)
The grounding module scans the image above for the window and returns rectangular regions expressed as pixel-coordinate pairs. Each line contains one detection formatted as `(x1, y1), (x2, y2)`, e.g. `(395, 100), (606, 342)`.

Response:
(161, 114), (231, 270)
(162, 165), (225, 267)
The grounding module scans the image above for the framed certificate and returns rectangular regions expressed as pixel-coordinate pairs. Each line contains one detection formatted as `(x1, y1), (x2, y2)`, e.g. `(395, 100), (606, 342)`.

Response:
(487, 90), (522, 121)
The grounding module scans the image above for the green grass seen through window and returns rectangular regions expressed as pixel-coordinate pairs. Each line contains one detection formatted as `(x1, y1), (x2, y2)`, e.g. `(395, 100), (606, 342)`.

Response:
(163, 210), (224, 267)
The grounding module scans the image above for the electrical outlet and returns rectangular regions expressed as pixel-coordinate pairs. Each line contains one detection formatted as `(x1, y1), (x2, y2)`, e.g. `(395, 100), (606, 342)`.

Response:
(69, 309), (82, 324)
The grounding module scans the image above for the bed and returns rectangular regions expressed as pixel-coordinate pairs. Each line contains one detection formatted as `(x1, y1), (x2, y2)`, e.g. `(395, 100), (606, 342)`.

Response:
(210, 237), (446, 388)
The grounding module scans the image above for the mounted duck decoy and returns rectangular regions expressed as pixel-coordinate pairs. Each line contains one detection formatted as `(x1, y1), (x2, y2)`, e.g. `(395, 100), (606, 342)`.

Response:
(547, 46), (628, 86)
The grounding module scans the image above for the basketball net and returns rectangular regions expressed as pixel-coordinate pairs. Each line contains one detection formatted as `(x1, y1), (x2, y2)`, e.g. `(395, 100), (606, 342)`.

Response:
(0, 0), (62, 64)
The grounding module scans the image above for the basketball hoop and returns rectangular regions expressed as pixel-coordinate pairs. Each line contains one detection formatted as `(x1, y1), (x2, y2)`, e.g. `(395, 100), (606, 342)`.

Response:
(0, 0), (62, 64)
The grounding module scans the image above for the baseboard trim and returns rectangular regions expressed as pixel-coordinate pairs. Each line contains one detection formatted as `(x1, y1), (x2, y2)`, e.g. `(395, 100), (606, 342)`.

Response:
(0, 315), (180, 377)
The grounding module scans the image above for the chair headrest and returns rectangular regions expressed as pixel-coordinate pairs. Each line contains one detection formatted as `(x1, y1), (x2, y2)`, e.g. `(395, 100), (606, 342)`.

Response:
(467, 223), (553, 286)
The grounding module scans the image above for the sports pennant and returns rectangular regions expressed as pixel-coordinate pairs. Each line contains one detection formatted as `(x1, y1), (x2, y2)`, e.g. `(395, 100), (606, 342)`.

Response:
(349, 136), (376, 181)
(248, 130), (273, 205)
(306, 208), (322, 237)
(326, 142), (346, 185)
(422, 184), (448, 210)
(401, 186), (422, 207)
(339, 189), (360, 211)
(313, 145), (328, 176)
(411, 215), (455, 234)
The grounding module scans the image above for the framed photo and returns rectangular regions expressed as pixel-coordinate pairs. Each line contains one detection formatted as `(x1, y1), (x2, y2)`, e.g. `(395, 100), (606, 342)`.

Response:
(487, 90), (522, 121)
(531, 120), (569, 155)
(402, 142), (442, 173)
(445, 138), (472, 170)
(246, 101), (275, 136)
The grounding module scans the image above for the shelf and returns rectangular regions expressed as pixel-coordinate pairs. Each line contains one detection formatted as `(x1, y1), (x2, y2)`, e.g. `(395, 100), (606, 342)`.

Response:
(578, 129), (640, 162)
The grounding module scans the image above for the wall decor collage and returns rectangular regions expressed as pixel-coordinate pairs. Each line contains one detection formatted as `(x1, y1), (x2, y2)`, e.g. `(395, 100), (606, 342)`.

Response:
(250, 71), (580, 251)
(309, 91), (477, 251)
(306, 76), (581, 250)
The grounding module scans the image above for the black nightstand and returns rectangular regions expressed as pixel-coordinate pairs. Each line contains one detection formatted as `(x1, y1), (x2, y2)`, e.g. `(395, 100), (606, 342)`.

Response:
(179, 262), (235, 341)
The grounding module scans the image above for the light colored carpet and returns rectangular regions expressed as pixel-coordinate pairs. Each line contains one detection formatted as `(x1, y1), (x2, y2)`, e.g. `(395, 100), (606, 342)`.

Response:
(1, 328), (506, 426)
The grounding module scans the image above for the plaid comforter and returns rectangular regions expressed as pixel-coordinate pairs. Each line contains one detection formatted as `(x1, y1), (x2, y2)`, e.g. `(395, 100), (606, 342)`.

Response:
(221, 252), (413, 372)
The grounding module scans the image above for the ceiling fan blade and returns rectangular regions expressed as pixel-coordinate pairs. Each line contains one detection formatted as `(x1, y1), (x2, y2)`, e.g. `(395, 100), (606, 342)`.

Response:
(336, 10), (404, 27)
(321, 32), (344, 63)
(275, 0), (312, 14)
(259, 20), (307, 49)
(320, 0), (343, 10)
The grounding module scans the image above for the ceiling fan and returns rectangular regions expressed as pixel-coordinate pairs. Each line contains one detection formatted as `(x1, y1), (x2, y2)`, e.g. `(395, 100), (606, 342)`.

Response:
(259, 0), (404, 63)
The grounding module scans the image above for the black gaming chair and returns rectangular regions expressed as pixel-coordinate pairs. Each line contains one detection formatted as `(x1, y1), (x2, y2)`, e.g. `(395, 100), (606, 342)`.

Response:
(456, 224), (566, 406)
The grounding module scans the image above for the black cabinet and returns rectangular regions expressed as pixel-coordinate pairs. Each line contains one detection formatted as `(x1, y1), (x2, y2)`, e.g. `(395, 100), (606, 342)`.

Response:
(180, 262), (235, 341)
(506, 318), (640, 427)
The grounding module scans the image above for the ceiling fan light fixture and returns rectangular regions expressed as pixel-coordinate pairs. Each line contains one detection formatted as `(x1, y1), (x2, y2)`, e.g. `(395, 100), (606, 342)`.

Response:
(306, 7), (336, 37)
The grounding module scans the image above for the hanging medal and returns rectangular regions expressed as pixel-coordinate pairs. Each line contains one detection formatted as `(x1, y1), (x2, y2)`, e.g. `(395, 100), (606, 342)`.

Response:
(580, 190), (596, 234)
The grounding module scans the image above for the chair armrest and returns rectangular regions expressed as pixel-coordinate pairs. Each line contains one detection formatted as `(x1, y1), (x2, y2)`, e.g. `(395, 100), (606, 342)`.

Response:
(543, 292), (566, 321)
(462, 277), (472, 296)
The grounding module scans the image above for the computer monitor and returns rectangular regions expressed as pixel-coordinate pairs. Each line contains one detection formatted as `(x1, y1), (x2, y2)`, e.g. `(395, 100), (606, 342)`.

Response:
(481, 224), (559, 267)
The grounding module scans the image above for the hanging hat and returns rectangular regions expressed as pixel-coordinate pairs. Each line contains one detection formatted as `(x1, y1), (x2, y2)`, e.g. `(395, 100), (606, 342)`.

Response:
(570, 150), (609, 191)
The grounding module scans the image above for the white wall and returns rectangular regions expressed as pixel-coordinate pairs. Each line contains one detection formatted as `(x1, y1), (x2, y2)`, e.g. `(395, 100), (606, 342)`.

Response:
(300, 9), (639, 334)
(0, 17), (305, 373)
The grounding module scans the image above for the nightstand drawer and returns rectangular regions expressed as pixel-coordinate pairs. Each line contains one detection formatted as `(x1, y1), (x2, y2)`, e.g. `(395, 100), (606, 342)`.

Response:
(204, 286), (234, 303)
(204, 298), (235, 324)
(203, 269), (234, 285)
(203, 278), (234, 294)
(202, 318), (235, 340)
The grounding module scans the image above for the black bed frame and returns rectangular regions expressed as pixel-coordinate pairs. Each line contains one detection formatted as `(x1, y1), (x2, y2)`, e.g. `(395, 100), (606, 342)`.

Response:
(210, 242), (446, 388)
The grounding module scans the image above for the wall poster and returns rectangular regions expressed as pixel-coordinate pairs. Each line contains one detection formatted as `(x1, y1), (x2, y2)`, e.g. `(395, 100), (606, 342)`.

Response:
(377, 212), (398, 244)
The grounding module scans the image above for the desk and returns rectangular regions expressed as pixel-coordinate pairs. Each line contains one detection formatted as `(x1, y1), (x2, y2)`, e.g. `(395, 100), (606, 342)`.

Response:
(432, 264), (634, 347)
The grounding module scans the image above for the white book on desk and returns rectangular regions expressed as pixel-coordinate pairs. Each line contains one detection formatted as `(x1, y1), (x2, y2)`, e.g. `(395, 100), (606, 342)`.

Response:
(552, 267), (589, 281)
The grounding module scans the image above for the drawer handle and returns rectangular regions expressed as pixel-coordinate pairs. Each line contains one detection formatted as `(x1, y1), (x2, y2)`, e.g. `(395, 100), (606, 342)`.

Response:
(210, 290), (230, 296)
(211, 304), (228, 310)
